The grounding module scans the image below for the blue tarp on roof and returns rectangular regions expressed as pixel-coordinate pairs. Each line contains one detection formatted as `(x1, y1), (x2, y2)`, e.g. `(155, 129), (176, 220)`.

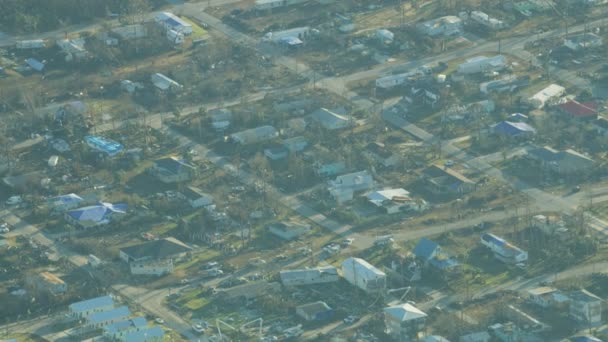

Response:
(69, 295), (114, 314)
(25, 58), (44, 72)
(84, 135), (124, 157)
(493, 121), (536, 136)
(88, 306), (130, 325)
(66, 202), (127, 224)
(413, 238), (439, 261)
(123, 326), (165, 341)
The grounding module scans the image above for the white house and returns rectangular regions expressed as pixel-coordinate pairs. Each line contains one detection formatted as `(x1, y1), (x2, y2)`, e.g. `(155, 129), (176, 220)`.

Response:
(329, 170), (374, 204)
(366, 188), (428, 214)
(120, 237), (191, 276)
(384, 303), (427, 341)
(48, 193), (84, 213)
(527, 84), (565, 109)
(480, 233), (528, 264)
(470, 11), (505, 30)
(416, 16), (463, 37)
(457, 55), (506, 74)
(57, 38), (87, 61)
(280, 266), (339, 286)
(254, 0), (308, 10)
(311, 108), (353, 130)
(154, 12), (192, 35)
(151, 73), (182, 91)
(375, 71), (419, 89)
(526, 287), (569, 308)
(341, 257), (386, 293)
(569, 289), (602, 326)
(231, 125), (279, 145)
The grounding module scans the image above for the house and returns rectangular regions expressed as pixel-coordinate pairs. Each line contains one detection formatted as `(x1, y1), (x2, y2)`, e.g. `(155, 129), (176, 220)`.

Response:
(86, 306), (130, 329)
(375, 71), (419, 90)
(56, 38), (87, 61)
(254, 0), (308, 10)
(480, 233), (528, 264)
(469, 11), (505, 29)
(313, 161), (345, 177)
(366, 188), (428, 214)
(180, 186), (213, 208)
(527, 146), (594, 176)
(103, 317), (147, 339)
(376, 29), (395, 44)
(68, 295), (114, 319)
(564, 32), (602, 51)
(457, 55), (506, 74)
(48, 194), (84, 213)
(120, 326), (164, 342)
(217, 281), (281, 300)
(282, 136), (308, 153)
(264, 146), (289, 160)
(84, 135), (124, 157)
(488, 322), (527, 342)
(296, 301), (334, 321)
(311, 108), (353, 130)
(329, 170), (374, 204)
(266, 26), (311, 44)
(492, 121), (536, 139)
(421, 165), (475, 195)
(527, 287), (568, 308)
(154, 12), (192, 35)
(558, 100), (598, 120)
(230, 125), (279, 145)
(384, 303), (427, 341)
(480, 75), (530, 94)
(413, 238), (460, 273)
(151, 73), (182, 91)
(364, 142), (402, 168)
(459, 332), (491, 342)
(416, 16), (463, 37)
(268, 221), (311, 240)
(65, 202), (127, 228)
(569, 289), (602, 326)
(341, 257), (386, 293)
(569, 335), (604, 342)
(528, 84), (565, 109)
(16, 39), (46, 49)
(26, 271), (67, 295)
(149, 156), (197, 183)
(120, 237), (191, 276)
(280, 266), (339, 286)
(410, 85), (441, 108)
(209, 108), (232, 131)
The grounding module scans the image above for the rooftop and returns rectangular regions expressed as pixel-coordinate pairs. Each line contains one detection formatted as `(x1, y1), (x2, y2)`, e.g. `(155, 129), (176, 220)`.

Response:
(342, 257), (385, 278)
(384, 303), (427, 321)
(69, 295), (114, 314)
(88, 306), (130, 325)
(122, 326), (165, 341)
(104, 316), (147, 335)
(39, 271), (65, 285)
(297, 301), (332, 316)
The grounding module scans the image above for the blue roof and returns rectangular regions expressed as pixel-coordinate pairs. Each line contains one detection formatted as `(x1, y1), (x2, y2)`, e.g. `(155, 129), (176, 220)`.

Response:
(481, 233), (505, 247)
(123, 326), (165, 341)
(25, 58), (44, 71)
(84, 135), (124, 157)
(413, 238), (440, 261)
(104, 316), (147, 334)
(66, 202), (127, 224)
(88, 306), (130, 325)
(493, 121), (536, 136)
(69, 295), (114, 314)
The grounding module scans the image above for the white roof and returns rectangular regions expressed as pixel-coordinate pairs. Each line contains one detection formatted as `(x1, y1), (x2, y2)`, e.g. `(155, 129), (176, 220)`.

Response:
(529, 84), (565, 105)
(384, 303), (427, 321)
(367, 188), (410, 206)
(151, 73), (181, 90)
(342, 257), (385, 279)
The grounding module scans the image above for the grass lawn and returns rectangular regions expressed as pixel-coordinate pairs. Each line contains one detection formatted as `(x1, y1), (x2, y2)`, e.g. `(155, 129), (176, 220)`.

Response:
(181, 16), (209, 40)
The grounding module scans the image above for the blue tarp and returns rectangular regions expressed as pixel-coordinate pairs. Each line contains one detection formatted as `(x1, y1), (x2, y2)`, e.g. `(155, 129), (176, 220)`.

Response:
(84, 135), (124, 157)
(25, 58), (44, 72)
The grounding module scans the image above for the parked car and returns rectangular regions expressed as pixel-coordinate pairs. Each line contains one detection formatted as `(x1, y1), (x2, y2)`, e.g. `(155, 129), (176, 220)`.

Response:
(202, 261), (219, 270)
(343, 315), (360, 324)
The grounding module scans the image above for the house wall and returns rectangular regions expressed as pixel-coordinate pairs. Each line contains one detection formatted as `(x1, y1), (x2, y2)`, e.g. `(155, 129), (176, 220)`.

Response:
(385, 315), (425, 341)
(130, 260), (174, 276)
(570, 300), (602, 325)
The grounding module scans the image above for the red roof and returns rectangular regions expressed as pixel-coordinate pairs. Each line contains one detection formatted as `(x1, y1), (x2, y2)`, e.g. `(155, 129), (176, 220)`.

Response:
(559, 100), (597, 118)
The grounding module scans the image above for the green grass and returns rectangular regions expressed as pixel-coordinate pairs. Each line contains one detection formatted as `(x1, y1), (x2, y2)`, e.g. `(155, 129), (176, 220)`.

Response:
(181, 16), (208, 40)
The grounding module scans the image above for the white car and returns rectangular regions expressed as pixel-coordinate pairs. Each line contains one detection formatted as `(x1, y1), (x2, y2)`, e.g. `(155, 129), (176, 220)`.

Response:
(444, 160), (454, 167)
(0, 223), (9, 233)
(5, 196), (22, 206)
(192, 321), (208, 333)
(154, 317), (165, 324)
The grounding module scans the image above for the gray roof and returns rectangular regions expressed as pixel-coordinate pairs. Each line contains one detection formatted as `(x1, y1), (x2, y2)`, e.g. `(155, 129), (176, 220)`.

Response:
(120, 237), (191, 260)
(69, 295), (114, 314)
